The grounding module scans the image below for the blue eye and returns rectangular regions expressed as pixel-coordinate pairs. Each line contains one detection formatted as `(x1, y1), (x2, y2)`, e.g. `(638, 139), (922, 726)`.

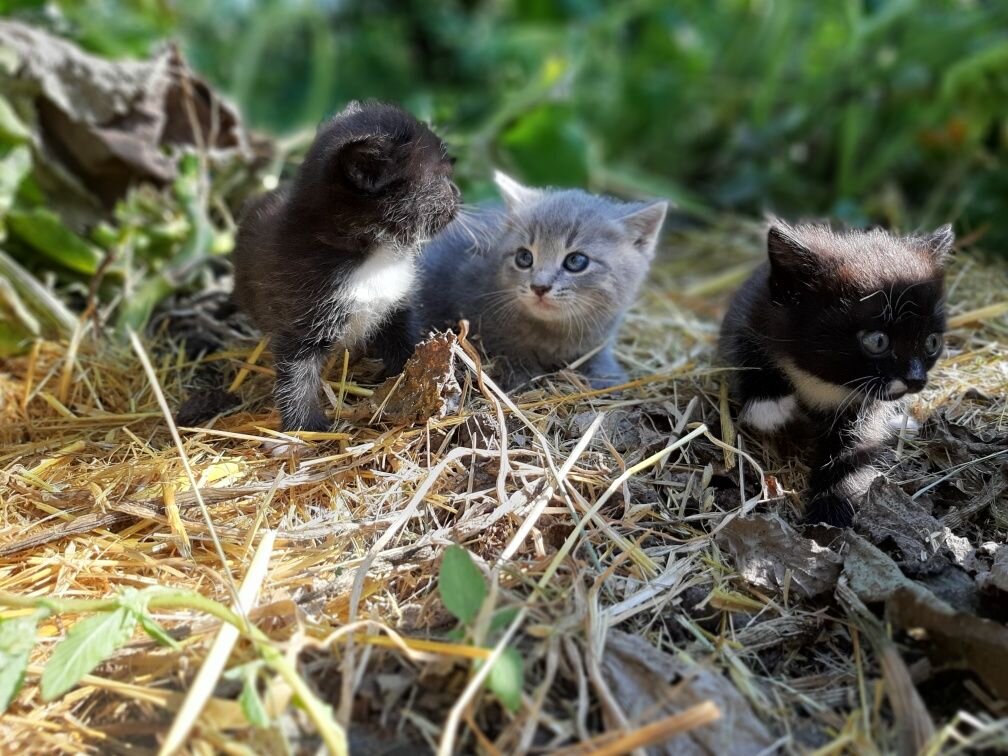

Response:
(515, 248), (534, 269)
(563, 252), (589, 272)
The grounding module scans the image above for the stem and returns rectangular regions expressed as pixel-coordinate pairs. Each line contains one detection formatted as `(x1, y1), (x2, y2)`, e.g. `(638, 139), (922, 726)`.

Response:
(0, 589), (347, 756)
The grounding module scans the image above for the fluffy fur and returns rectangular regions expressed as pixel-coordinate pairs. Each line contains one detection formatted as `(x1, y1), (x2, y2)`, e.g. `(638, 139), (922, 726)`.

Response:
(232, 101), (458, 431)
(407, 172), (666, 389)
(719, 220), (953, 526)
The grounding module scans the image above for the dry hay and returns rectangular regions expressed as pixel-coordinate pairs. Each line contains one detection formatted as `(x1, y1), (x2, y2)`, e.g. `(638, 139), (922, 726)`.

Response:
(1, 218), (1007, 755)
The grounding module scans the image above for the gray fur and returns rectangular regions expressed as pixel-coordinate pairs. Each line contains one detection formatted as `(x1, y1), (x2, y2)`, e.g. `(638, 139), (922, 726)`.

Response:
(411, 172), (666, 389)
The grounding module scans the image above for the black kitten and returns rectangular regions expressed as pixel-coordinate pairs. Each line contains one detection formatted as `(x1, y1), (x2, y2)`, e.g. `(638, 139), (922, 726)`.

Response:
(720, 220), (953, 526)
(232, 101), (459, 432)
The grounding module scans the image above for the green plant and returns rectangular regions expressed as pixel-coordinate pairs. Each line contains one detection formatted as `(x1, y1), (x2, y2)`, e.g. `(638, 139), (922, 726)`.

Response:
(0, 587), (347, 754)
(437, 544), (524, 713)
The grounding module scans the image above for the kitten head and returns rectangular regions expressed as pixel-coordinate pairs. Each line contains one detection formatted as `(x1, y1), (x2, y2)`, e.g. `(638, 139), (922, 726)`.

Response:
(296, 100), (459, 245)
(489, 171), (666, 337)
(766, 220), (953, 401)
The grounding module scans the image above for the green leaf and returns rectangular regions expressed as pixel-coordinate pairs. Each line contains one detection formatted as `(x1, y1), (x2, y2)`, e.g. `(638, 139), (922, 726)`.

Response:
(501, 104), (590, 187)
(239, 667), (270, 728)
(489, 607), (520, 635)
(40, 607), (138, 701)
(7, 208), (103, 274)
(0, 96), (31, 144)
(438, 545), (487, 625)
(487, 647), (524, 713)
(0, 144), (31, 223)
(0, 614), (39, 713)
(137, 613), (180, 650)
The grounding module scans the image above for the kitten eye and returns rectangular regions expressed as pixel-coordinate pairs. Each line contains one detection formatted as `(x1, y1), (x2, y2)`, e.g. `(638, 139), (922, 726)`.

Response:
(859, 330), (890, 356)
(514, 248), (534, 269)
(924, 332), (943, 356)
(563, 252), (589, 273)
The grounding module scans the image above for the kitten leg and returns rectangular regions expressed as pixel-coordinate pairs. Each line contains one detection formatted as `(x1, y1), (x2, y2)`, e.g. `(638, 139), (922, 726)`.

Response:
(805, 407), (894, 527)
(733, 364), (797, 434)
(581, 345), (628, 390)
(272, 337), (332, 433)
(369, 306), (417, 377)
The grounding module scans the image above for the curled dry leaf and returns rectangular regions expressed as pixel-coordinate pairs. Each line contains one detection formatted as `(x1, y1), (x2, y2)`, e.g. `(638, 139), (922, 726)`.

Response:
(347, 332), (462, 426)
(855, 479), (979, 612)
(601, 630), (774, 756)
(717, 514), (843, 599)
(0, 20), (258, 214)
(843, 533), (1008, 701)
(887, 586), (1008, 700)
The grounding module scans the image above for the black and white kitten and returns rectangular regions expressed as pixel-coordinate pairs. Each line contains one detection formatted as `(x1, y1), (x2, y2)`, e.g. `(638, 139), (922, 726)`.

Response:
(720, 220), (953, 526)
(409, 172), (666, 389)
(232, 101), (459, 432)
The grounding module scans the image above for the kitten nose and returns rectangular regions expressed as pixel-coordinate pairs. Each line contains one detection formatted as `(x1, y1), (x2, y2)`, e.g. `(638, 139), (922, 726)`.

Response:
(903, 358), (927, 393)
(531, 284), (552, 297)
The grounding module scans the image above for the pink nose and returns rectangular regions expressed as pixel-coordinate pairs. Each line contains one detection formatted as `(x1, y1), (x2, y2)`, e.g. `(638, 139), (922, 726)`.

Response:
(531, 284), (551, 297)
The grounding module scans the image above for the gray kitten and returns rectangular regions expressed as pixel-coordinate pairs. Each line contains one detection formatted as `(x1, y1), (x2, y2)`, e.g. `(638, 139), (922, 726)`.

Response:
(410, 172), (667, 388)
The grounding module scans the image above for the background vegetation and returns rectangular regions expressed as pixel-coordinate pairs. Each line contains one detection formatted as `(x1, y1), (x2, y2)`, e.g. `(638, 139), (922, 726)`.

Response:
(1, 0), (1007, 352)
(9, 0), (1008, 233)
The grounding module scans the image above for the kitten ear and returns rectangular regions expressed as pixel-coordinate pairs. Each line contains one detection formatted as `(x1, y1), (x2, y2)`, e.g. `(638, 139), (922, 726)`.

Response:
(766, 223), (816, 275)
(494, 171), (541, 210)
(620, 201), (668, 257)
(336, 135), (396, 193)
(921, 223), (954, 265)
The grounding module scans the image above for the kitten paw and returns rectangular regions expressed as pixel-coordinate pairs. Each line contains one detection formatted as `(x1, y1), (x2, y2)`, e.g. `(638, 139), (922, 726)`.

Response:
(280, 412), (332, 435)
(804, 492), (855, 528)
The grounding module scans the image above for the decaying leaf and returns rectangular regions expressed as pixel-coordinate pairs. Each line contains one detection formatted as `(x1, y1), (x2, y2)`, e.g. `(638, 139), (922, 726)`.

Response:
(347, 332), (462, 425)
(717, 514), (843, 599)
(855, 479), (979, 612)
(601, 630), (774, 756)
(0, 20), (259, 216)
(887, 586), (1008, 700)
(842, 532), (1008, 701)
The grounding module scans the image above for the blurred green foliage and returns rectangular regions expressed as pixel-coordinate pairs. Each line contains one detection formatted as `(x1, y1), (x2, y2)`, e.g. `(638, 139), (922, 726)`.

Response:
(1, 0), (1007, 353)
(14, 0), (1005, 239)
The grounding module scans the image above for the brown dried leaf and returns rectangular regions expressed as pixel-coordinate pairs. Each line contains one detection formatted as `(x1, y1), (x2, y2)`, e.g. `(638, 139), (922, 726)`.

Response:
(855, 479), (979, 612)
(887, 586), (1008, 700)
(0, 21), (258, 213)
(353, 332), (461, 426)
(602, 630), (774, 756)
(717, 514), (842, 599)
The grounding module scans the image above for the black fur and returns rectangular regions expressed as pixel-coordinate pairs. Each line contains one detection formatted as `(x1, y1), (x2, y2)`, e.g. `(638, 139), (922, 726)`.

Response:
(232, 101), (458, 431)
(720, 221), (953, 526)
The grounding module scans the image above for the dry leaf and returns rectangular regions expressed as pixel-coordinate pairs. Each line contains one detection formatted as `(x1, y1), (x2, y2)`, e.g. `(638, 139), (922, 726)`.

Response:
(602, 630), (774, 756)
(347, 332), (461, 425)
(887, 586), (1008, 700)
(0, 21), (258, 215)
(717, 514), (842, 599)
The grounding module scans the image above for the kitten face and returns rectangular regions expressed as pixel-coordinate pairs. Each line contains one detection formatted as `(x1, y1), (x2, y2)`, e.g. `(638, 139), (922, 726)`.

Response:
(298, 101), (459, 246)
(489, 172), (666, 328)
(767, 222), (952, 402)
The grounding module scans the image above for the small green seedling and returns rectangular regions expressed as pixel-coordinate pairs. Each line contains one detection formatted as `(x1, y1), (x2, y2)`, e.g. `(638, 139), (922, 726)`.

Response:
(437, 545), (524, 713)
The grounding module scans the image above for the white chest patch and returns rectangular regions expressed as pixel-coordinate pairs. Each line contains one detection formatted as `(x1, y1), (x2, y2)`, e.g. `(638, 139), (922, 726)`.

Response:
(781, 359), (856, 410)
(740, 395), (797, 433)
(339, 244), (415, 347)
(346, 244), (415, 305)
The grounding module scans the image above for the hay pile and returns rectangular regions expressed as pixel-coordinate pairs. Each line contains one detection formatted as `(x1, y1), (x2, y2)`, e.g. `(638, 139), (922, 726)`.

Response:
(1, 218), (1007, 754)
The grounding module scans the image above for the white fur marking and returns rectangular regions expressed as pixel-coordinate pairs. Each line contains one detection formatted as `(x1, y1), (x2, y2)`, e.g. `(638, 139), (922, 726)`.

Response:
(341, 244), (415, 346)
(886, 378), (907, 397)
(741, 396), (797, 432)
(837, 466), (880, 498)
(780, 359), (857, 410)
(346, 245), (415, 305)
